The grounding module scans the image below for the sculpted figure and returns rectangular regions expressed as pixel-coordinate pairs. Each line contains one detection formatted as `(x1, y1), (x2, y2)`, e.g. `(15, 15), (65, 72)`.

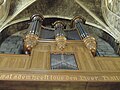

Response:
(0, 0), (11, 25)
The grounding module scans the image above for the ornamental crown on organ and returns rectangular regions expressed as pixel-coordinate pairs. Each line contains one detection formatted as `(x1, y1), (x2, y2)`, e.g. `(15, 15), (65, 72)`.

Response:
(24, 14), (97, 56)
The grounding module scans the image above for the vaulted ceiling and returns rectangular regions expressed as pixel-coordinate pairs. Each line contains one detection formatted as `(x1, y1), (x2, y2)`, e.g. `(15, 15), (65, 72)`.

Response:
(0, 0), (103, 29)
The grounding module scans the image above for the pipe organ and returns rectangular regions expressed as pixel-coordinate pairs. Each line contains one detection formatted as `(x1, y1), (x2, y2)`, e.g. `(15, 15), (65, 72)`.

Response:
(0, 14), (119, 89)
(24, 15), (97, 56)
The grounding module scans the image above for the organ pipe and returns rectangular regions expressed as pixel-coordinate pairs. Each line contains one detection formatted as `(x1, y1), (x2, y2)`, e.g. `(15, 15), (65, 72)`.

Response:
(54, 21), (67, 51)
(71, 16), (97, 56)
(24, 14), (44, 54)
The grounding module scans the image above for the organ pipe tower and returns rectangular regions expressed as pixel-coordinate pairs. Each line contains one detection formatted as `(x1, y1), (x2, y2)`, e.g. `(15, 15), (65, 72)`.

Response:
(71, 16), (97, 56)
(53, 21), (67, 51)
(24, 14), (44, 54)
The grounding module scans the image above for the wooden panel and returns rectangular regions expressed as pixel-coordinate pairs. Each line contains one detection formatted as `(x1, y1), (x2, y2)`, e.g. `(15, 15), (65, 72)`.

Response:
(75, 44), (97, 71)
(30, 50), (50, 69)
(95, 57), (120, 61)
(0, 40), (119, 72)
(0, 54), (29, 69)
(95, 57), (120, 71)
(30, 41), (98, 71)
(114, 61), (120, 70)
(33, 43), (50, 52)
(0, 81), (119, 90)
(49, 42), (95, 71)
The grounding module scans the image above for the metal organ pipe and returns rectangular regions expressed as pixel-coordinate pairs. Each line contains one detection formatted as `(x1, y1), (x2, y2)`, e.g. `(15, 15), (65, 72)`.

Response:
(29, 14), (43, 36)
(74, 20), (88, 39)
(71, 16), (97, 56)
(24, 14), (44, 54)
(54, 21), (67, 51)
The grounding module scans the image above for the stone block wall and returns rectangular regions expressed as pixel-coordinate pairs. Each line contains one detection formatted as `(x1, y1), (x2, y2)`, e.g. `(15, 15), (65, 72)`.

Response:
(0, 21), (29, 54)
(0, 21), (29, 44)
(0, 36), (23, 54)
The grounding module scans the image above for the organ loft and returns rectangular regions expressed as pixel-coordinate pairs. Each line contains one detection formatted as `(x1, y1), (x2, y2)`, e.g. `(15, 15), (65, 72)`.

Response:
(0, 0), (120, 90)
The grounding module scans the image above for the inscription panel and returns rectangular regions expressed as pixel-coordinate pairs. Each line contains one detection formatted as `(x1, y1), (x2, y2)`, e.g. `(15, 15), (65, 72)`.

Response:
(0, 72), (120, 82)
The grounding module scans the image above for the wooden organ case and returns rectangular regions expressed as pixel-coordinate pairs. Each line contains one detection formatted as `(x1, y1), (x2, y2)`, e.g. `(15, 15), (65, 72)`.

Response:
(0, 14), (120, 90)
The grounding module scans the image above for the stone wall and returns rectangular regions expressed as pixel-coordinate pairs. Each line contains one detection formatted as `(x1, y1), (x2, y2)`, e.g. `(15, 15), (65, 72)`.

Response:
(0, 36), (23, 54)
(0, 21), (29, 44)
(0, 21), (29, 54)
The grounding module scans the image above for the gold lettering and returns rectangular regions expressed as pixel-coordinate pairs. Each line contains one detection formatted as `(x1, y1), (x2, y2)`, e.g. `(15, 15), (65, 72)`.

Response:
(71, 76), (78, 80)
(44, 75), (49, 80)
(85, 76), (99, 81)
(102, 76), (120, 81)
(114, 76), (120, 80)
(0, 73), (119, 82)
(0, 75), (5, 79)
(9, 74), (13, 79)
(13, 75), (18, 80)
(18, 75), (22, 80)
(38, 75), (42, 80)
(79, 76), (87, 81)
(66, 76), (78, 81)
(32, 75), (37, 80)
(110, 76), (117, 81)
(94, 76), (99, 81)
(66, 76), (70, 80)
(4, 74), (12, 79)
(50, 75), (64, 81)
(102, 76), (109, 80)
(21, 75), (26, 80)
(25, 75), (31, 80)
